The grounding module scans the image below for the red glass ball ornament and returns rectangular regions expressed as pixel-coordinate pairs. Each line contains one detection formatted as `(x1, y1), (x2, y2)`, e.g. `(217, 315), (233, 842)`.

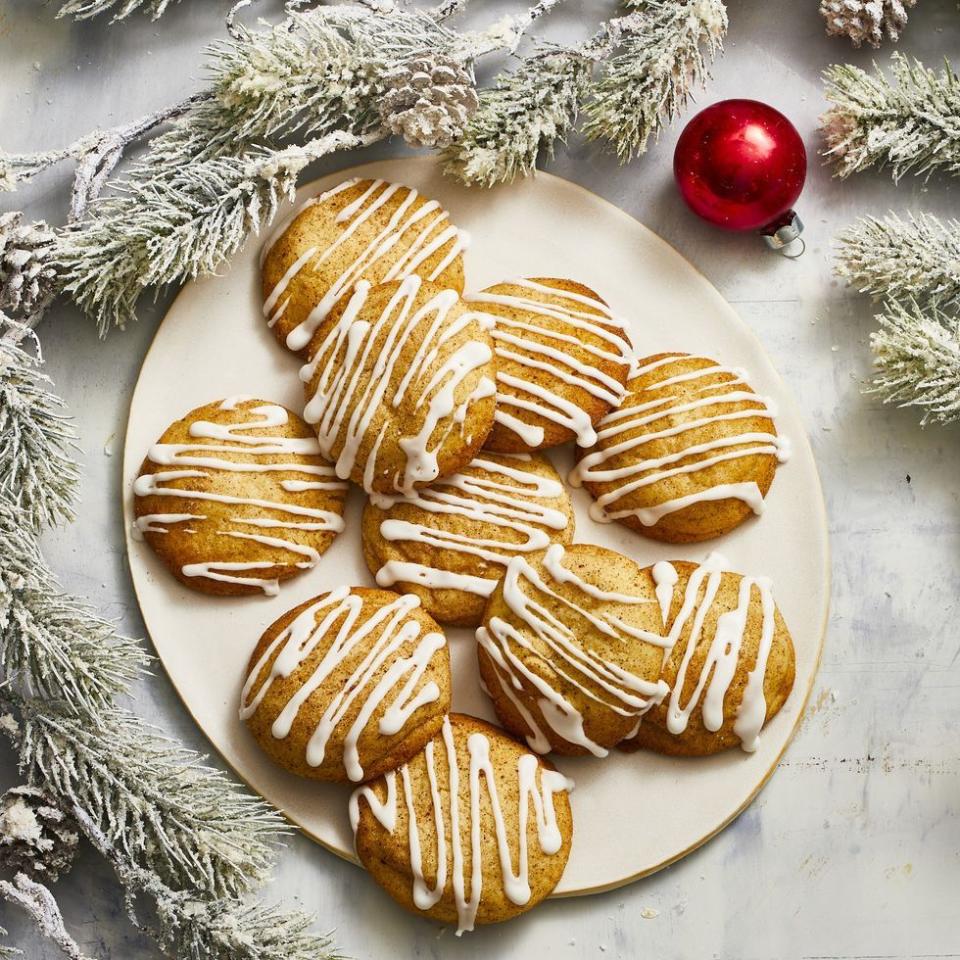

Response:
(674, 99), (807, 246)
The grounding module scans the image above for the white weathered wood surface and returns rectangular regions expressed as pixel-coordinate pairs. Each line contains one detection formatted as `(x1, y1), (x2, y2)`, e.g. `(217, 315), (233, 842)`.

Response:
(1, 1), (958, 957)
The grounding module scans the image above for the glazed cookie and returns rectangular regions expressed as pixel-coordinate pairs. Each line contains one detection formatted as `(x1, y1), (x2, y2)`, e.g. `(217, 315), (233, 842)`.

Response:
(240, 587), (451, 782)
(571, 353), (790, 543)
(476, 543), (670, 757)
(361, 452), (575, 628)
(463, 278), (632, 452)
(261, 177), (467, 354)
(350, 713), (573, 933)
(300, 275), (497, 496)
(622, 555), (796, 757)
(132, 398), (346, 596)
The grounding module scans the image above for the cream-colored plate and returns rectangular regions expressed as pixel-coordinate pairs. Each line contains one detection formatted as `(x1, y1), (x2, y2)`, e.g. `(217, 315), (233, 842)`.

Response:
(123, 157), (829, 897)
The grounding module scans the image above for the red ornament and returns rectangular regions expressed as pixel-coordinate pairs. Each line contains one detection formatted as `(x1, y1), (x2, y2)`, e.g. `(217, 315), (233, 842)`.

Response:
(673, 99), (807, 251)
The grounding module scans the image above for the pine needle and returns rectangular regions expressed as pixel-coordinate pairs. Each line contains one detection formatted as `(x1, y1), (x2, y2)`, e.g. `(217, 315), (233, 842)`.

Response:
(822, 53), (960, 181)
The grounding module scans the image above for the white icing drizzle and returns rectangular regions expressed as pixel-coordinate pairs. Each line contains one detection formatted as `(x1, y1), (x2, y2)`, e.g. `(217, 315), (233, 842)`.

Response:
(570, 354), (791, 525)
(370, 455), (570, 599)
(349, 715), (573, 935)
(261, 178), (468, 352)
(300, 275), (495, 496)
(464, 279), (631, 448)
(650, 555), (780, 753)
(133, 401), (347, 594)
(240, 588), (445, 781)
(476, 544), (669, 757)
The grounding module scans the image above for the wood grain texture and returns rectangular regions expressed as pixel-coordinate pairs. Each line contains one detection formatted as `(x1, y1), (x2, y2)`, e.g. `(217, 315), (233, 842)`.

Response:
(2, 0), (959, 957)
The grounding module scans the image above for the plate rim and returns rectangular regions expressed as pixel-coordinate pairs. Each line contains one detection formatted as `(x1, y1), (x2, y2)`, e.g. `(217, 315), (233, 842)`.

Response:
(121, 156), (831, 898)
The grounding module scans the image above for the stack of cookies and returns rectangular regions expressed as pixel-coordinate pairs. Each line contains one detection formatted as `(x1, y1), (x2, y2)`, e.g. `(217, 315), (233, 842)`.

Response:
(132, 177), (797, 934)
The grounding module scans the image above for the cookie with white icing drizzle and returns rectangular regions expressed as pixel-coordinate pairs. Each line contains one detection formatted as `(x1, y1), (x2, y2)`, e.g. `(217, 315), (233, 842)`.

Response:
(241, 587), (451, 782)
(621, 555), (796, 757)
(132, 398), (346, 596)
(350, 713), (573, 934)
(571, 352), (791, 543)
(261, 177), (467, 355)
(361, 452), (575, 628)
(476, 543), (670, 757)
(463, 278), (632, 452)
(300, 275), (497, 496)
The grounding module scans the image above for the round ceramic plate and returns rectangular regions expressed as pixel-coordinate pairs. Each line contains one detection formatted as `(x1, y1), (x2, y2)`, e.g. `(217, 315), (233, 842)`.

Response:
(123, 157), (829, 897)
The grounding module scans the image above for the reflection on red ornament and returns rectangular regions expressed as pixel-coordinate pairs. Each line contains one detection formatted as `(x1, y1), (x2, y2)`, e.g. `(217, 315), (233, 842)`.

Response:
(674, 99), (807, 252)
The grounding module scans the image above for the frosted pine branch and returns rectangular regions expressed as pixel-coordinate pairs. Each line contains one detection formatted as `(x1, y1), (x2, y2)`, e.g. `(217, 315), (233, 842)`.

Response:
(55, 129), (381, 335)
(0, 506), (146, 713)
(143, 885), (344, 960)
(822, 53), (960, 181)
(0, 586), (147, 720)
(72, 806), (342, 960)
(869, 299), (960, 425)
(836, 213), (960, 309)
(442, 50), (588, 187)
(16, 702), (287, 901)
(821, 0), (915, 48)
(0, 336), (80, 531)
(581, 0), (727, 162)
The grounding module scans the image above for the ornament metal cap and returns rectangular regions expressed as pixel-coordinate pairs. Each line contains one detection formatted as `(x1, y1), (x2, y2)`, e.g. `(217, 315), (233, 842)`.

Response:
(762, 210), (805, 258)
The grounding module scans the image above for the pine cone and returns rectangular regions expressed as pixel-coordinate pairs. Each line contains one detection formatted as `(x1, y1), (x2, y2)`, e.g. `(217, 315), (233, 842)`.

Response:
(378, 55), (479, 149)
(0, 786), (79, 883)
(0, 212), (57, 321)
(821, 0), (915, 48)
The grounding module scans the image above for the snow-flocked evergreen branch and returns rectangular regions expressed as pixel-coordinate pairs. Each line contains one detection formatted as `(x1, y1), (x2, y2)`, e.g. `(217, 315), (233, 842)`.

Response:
(836, 213), (960, 310)
(55, 130), (380, 334)
(16, 702), (286, 900)
(444, 0), (727, 185)
(0, 337), (81, 531)
(581, 0), (727, 161)
(46, 4), (565, 332)
(4, 1), (728, 330)
(869, 299), (960, 425)
(821, 53), (960, 181)
(442, 49), (588, 187)
(71, 805), (343, 960)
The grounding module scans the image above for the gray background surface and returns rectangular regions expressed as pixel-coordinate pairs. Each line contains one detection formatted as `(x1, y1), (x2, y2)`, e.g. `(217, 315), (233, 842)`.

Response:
(1, 1), (958, 957)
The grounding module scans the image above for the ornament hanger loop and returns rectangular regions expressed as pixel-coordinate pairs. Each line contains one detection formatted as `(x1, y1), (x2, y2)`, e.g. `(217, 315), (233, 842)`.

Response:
(778, 237), (806, 259)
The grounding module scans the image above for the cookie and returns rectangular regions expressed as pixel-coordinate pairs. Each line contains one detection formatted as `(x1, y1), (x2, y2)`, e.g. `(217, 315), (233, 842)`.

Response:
(622, 556), (796, 756)
(240, 587), (451, 782)
(476, 543), (670, 757)
(463, 278), (632, 452)
(132, 398), (346, 596)
(361, 452), (575, 628)
(350, 713), (573, 933)
(261, 177), (467, 354)
(300, 275), (497, 496)
(571, 353), (791, 543)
